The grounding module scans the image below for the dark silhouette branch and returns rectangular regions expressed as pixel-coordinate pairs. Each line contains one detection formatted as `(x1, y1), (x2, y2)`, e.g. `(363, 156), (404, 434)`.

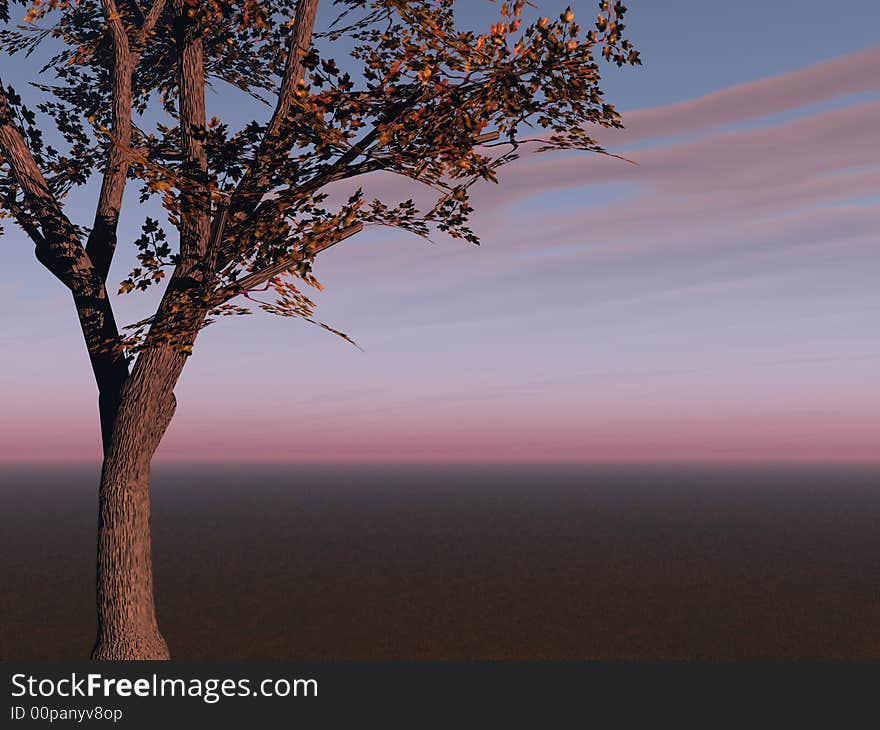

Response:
(120, 0), (146, 26)
(5, 196), (47, 248)
(212, 221), (363, 306)
(0, 85), (129, 446)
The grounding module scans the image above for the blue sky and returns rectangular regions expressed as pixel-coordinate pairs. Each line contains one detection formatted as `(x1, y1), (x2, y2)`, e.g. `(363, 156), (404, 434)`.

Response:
(1, 0), (878, 462)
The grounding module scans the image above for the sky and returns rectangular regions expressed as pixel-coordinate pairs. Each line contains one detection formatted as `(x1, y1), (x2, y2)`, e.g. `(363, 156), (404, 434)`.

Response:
(1, 0), (878, 463)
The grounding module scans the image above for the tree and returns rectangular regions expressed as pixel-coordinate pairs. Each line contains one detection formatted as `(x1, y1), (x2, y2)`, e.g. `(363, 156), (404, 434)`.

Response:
(0, 0), (640, 659)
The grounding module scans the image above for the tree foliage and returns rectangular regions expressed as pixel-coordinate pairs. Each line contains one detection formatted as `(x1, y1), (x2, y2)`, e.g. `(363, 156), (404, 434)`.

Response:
(0, 0), (639, 358)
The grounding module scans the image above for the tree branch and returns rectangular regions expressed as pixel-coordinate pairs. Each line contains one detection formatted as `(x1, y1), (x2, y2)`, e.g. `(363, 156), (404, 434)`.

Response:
(0, 85), (129, 446)
(1, 86), (97, 289)
(5, 195), (47, 248)
(135, 0), (212, 355)
(239, 129), (499, 256)
(171, 0), (209, 261)
(85, 0), (135, 283)
(84, 0), (167, 283)
(268, 0), (320, 140)
(211, 0), (319, 268)
(139, 0), (166, 40)
(225, 0), (319, 214)
(217, 84), (422, 269)
(212, 222), (363, 307)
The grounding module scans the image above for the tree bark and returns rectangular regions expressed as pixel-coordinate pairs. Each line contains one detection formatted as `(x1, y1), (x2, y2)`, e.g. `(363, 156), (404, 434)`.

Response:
(91, 452), (169, 660)
(91, 381), (177, 660)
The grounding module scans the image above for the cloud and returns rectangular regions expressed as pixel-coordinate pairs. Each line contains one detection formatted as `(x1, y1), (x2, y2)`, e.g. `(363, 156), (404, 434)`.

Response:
(608, 45), (880, 144)
(468, 100), (880, 215)
(316, 93), (879, 312)
(5, 47), (880, 463)
(320, 47), (880, 301)
(341, 46), (880, 211)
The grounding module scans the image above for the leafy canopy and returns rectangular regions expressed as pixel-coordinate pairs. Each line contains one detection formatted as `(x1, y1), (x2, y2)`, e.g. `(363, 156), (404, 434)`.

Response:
(0, 0), (639, 349)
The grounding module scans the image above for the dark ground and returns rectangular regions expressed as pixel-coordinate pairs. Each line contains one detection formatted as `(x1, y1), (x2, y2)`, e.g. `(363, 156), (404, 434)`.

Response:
(2, 463), (879, 659)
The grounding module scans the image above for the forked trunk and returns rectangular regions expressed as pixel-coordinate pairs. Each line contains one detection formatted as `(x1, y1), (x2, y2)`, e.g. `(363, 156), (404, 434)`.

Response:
(91, 435), (169, 660)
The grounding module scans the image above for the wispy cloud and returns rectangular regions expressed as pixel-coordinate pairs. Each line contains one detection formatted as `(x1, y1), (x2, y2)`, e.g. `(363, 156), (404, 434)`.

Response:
(332, 47), (880, 301)
(607, 45), (880, 144)
(3, 47), (879, 463)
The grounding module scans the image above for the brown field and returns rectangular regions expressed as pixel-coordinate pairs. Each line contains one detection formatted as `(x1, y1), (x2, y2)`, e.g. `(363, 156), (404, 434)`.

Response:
(3, 463), (879, 660)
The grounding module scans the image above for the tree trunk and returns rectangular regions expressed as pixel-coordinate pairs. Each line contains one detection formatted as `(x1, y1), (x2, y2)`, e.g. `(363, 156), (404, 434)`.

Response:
(89, 0), (213, 657)
(91, 385), (178, 660)
(91, 448), (169, 660)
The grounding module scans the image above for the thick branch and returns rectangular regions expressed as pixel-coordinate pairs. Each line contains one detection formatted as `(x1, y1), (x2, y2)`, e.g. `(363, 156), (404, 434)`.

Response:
(5, 197), (47, 248)
(0, 86), (129, 442)
(102, 0), (130, 42)
(85, 0), (135, 282)
(267, 0), (320, 142)
(103, 0), (214, 455)
(94, 0), (212, 469)
(1, 88), (102, 290)
(171, 0), (209, 261)
(228, 0), (319, 212)
(212, 0), (319, 268)
(133, 0), (212, 357)
(139, 0), (167, 41)
(85, 0), (167, 282)
(117, 0), (167, 37)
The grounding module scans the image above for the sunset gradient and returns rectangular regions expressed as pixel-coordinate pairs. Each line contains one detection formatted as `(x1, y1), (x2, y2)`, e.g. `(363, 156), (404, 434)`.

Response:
(1, 1), (878, 464)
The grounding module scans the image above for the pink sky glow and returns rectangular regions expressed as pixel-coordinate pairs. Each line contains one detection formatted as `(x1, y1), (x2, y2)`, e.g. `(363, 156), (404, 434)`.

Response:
(2, 44), (878, 464)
